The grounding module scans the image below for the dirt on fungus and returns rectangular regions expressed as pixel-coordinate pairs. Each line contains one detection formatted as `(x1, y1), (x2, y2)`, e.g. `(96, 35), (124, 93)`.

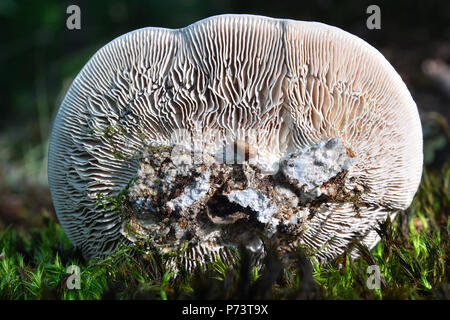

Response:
(120, 141), (368, 266)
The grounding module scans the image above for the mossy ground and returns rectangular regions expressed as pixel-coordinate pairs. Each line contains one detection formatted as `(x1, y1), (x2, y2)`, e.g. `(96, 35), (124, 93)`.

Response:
(0, 164), (448, 300)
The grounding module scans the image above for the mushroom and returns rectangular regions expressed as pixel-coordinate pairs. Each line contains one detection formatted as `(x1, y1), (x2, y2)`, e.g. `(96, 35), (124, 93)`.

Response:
(48, 14), (423, 266)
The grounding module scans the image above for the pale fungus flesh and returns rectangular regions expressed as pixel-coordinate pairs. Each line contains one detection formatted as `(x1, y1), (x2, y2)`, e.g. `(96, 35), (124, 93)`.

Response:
(48, 14), (423, 267)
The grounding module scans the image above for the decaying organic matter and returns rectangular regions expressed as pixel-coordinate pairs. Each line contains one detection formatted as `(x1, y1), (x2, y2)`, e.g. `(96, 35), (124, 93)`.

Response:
(48, 14), (423, 267)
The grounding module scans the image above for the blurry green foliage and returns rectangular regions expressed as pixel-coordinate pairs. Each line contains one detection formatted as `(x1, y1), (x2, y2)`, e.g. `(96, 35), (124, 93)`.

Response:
(1, 0), (449, 168)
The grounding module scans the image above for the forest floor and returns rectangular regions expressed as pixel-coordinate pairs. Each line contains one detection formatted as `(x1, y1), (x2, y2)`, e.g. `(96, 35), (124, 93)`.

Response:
(0, 163), (448, 300)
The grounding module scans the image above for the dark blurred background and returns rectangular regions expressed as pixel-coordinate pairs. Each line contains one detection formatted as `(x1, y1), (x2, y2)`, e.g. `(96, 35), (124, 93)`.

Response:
(0, 0), (449, 231)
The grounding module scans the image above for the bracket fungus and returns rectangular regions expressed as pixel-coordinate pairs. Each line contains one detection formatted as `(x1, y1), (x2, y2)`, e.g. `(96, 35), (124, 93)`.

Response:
(48, 14), (423, 267)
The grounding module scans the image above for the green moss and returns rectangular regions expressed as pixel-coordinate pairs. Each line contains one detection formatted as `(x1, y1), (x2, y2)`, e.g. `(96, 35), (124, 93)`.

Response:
(0, 164), (448, 299)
